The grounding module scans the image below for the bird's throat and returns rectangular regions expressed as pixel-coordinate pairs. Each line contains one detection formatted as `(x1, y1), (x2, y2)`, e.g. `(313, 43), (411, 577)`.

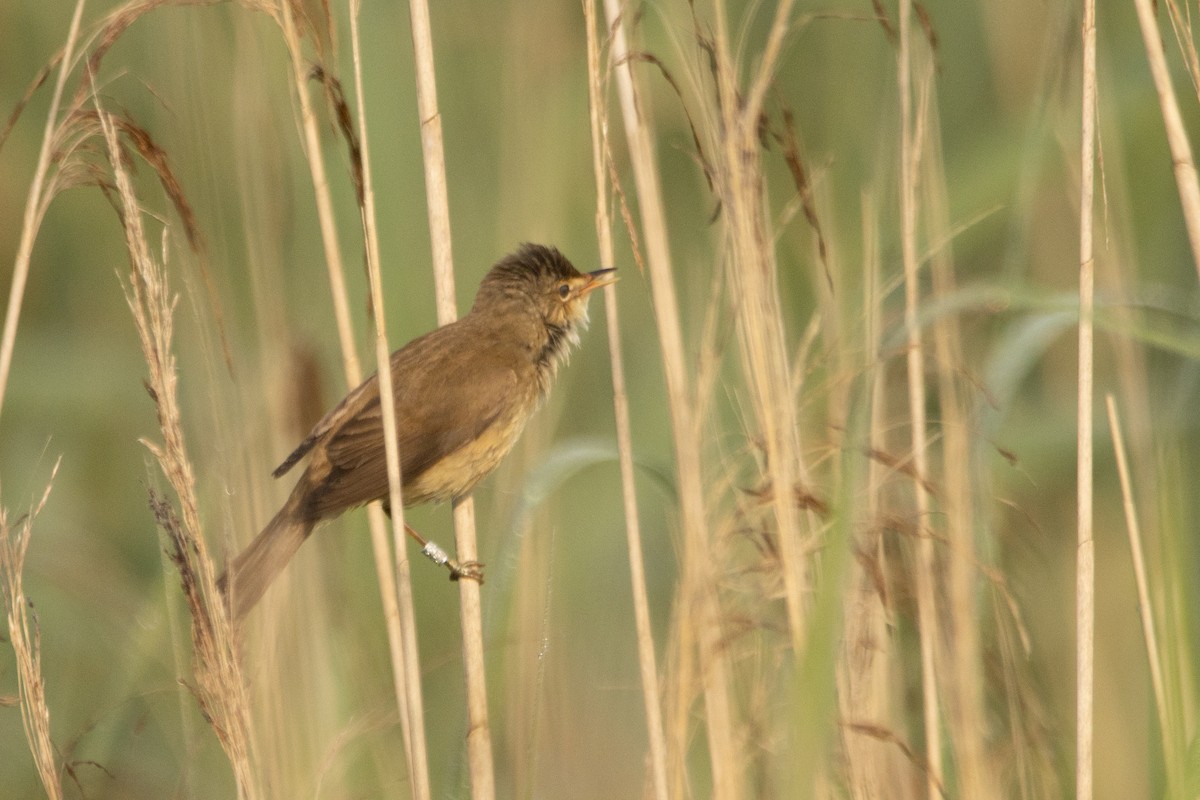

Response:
(535, 319), (581, 396)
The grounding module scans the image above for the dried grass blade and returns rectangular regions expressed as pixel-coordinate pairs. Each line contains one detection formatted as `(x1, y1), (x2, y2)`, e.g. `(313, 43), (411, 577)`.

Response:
(1, 460), (65, 800)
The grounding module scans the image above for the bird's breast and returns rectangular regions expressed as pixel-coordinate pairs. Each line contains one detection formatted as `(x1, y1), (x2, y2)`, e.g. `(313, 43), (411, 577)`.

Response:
(402, 406), (534, 504)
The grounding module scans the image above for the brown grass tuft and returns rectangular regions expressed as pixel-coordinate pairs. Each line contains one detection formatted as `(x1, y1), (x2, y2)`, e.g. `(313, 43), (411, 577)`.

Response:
(0, 461), (64, 800)
(96, 97), (259, 798)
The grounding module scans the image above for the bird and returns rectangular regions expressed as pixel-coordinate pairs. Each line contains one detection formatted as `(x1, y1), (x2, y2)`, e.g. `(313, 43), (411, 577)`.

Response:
(219, 243), (616, 622)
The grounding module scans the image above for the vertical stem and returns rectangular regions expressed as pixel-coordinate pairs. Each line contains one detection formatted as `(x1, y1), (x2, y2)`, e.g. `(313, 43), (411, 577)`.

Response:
(408, 0), (457, 322)
(0, 0), (87, 422)
(278, 4), (429, 793)
(602, 1), (738, 797)
(582, 2), (669, 798)
(1131, 0), (1200, 279)
(406, 2), (495, 798)
(837, 192), (892, 800)
(923, 118), (994, 797)
(1077, 2), (1097, 798)
(898, 2), (942, 796)
(1105, 395), (1174, 791)
(278, 0), (361, 383)
(348, 2), (431, 798)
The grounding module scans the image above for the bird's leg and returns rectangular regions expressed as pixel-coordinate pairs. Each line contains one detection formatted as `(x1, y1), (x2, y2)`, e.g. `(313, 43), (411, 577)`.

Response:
(403, 522), (485, 584)
(380, 502), (485, 582)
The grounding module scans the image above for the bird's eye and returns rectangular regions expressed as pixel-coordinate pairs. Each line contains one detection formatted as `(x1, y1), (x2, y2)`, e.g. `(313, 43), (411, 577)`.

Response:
(558, 283), (571, 300)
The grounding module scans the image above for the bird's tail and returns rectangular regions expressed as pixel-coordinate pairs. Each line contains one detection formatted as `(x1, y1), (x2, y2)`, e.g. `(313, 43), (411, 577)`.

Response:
(218, 489), (315, 624)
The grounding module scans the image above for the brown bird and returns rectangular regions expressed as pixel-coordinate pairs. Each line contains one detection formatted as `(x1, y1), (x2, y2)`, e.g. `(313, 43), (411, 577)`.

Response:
(220, 244), (615, 622)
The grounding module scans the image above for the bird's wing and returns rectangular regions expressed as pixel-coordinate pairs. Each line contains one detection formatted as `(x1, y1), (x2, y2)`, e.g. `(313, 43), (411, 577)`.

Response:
(310, 325), (525, 513)
(272, 374), (378, 478)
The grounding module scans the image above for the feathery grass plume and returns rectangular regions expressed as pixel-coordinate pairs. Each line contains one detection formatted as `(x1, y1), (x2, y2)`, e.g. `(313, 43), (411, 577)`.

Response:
(605, 1), (1057, 796)
(0, 1), (241, 396)
(96, 100), (259, 798)
(1, 460), (64, 800)
(694, 3), (845, 793)
(699, 0), (812, 663)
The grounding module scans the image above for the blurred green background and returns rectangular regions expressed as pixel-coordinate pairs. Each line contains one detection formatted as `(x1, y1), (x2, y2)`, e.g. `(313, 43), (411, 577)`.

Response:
(2, 0), (1199, 797)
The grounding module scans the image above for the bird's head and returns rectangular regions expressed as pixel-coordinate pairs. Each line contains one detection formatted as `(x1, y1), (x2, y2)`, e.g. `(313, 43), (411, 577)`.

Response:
(474, 242), (616, 333)
(472, 243), (617, 383)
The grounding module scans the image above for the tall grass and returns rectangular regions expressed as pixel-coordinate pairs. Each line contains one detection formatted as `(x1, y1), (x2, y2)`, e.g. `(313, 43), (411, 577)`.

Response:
(1077, 2), (1097, 797)
(3, 1), (1200, 798)
(1, 460), (63, 800)
(583, 2), (669, 798)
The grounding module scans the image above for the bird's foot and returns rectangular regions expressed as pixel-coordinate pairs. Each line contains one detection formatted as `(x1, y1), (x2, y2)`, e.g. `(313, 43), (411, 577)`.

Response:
(448, 560), (485, 584)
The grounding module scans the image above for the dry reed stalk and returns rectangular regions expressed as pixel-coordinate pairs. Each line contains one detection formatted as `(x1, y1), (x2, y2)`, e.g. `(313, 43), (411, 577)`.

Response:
(97, 102), (259, 798)
(708, 0), (809, 660)
(1131, 0), (1200, 279)
(1076, 2), (1097, 798)
(405, 1), (495, 796)
(1104, 395), (1179, 793)
(897, 3), (942, 796)
(921, 111), (996, 796)
(272, 4), (425, 787)
(1, 462), (64, 800)
(837, 193), (897, 799)
(602, 1), (739, 797)
(707, 3), (851, 793)
(0, 0), (86, 421)
(582, 2), (669, 798)
(1162, 0), (1200, 93)
(277, 0), (359, 379)
(862, 194), (896, 797)
(346, 1), (431, 797)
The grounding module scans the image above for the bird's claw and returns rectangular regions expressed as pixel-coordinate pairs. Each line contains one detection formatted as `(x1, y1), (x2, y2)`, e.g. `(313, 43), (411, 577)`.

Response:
(449, 560), (485, 584)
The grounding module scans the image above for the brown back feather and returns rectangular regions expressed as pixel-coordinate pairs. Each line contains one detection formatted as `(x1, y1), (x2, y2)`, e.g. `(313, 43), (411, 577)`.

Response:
(300, 316), (536, 518)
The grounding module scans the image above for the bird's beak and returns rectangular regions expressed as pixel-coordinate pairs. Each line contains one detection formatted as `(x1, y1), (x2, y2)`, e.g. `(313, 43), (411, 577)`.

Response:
(581, 267), (618, 296)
